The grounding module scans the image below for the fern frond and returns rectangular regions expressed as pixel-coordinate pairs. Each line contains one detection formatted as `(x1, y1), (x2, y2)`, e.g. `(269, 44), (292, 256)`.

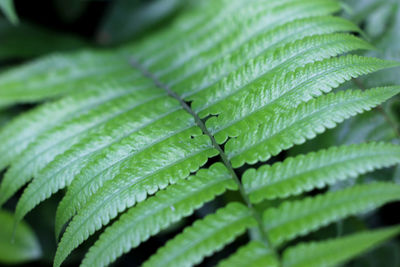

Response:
(51, 107), (218, 237)
(17, 122), (216, 222)
(152, 0), (342, 81)
(263, 182), (400, 246)
(131, 0), (339, 61)
(0, 50), (134, 107)
(127, 0), (240, 59)
(0, 0), (343, 108)
(244, 142), (400, 203)
(0, 86), (133, 173)
(190, 41), (373, 118)
(13, 89), (183, 219)
(227, 86), (400, 167)
(217, 241), (278, 267)
(0, 84), (161, 207)
(52, 107), (194, 237)
(206, 56), (399, 144)
(52, 130), (216, 266)
(173, 15), (362, 96)
(141, 202), (256, 267)
(136, 0), (340, 71)
(0, 1), (399, 266)
(130, 0), (253, 64)
(80, 163), (236, 267)
(282, 226), (400, 267)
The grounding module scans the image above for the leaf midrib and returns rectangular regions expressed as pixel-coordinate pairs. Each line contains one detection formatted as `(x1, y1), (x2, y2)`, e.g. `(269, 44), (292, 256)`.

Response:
(130, 57), (277, 251)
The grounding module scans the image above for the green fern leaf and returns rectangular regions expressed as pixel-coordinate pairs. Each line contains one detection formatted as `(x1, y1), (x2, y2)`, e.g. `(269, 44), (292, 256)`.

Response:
(0, 50), (134, 107)
(227, 86), (400, 167)
(141, 202), (257, 267)
(80, 163), (237, 267)
(155, 0), (342, 81)
(52, 105), (197, 237)
(53, 130), (216, 266)
(191, 43), (374, 119)
(264, 182), (400, 246)
(217, 241), (278, 267)
(0, 1), (398, 266)
(135, 0), (340, 72)
(130, 0), (338, 62)
(0, 1), (345, 106)
(18, 122), (216, 220)
(202, 56), (398, 144)
(129, 0), (256, 63)
(173, 15), (362, 96)
(12, 88), (184, 220)
(0, 86), (129, 173)
(48, 34), (379, 232)
(244, 142), (400, 203)
(282, 226), (400, 267)
(51, 108), (217, 237)
(0, 85), (159, 207)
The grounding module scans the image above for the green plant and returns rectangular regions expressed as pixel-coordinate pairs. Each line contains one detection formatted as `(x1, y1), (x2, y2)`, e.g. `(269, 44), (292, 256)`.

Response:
(1, 0), (400, 266)
(292, 0), (400, 182)
(0, 0), (18, 24)
(0, 209), (41, 264)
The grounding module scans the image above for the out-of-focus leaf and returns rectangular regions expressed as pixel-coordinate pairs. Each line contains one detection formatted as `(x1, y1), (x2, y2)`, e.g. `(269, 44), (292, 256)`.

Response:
(97, 0), (188, 45)
(347, 240), (400, 267)
(0, 18), (87, 60)
(343, 0), (400, 138)
(335, 108), (397, 145)
(344, 0), (400, 87)
(383, 97), (400, 135)
(343, 0), (388, 36)
(0, 0), (18, 24)
(0, 209), (41, 264)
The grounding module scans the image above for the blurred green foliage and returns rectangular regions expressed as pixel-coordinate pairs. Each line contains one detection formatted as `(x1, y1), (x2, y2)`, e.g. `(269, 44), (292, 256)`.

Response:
(0, 0), (17, 24)
(0, 209), (41, 264)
